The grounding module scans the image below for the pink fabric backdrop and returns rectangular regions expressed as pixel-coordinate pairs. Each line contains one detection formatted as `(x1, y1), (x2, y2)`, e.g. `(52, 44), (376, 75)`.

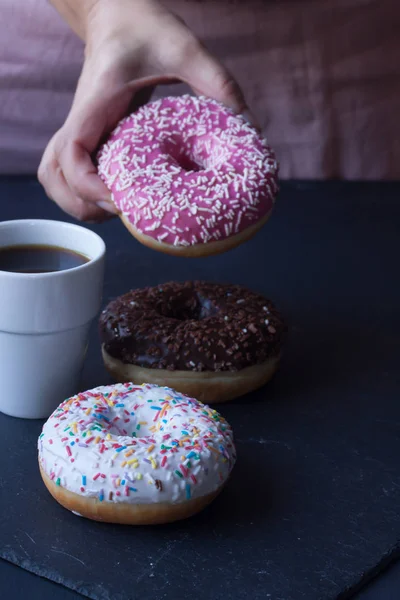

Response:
(0, 1), (83, 175)
(0, 0), (399, 179)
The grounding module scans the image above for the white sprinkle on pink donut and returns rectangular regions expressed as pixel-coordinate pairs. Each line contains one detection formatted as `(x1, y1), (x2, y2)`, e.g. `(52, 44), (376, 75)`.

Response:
(97, 95), (279, 247)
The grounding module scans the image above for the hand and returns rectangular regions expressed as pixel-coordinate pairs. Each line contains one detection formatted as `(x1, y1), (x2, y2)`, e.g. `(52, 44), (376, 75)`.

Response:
(38, 0), (252, 222)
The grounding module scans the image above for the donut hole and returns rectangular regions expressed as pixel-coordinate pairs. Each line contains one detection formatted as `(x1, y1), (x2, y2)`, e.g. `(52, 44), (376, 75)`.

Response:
(161, 304), (201, 321)
(175, 151), (202, 172)
(156, 290), (219, 321)
(163, 138), (203, 172)
(163, 135), (230, 172)
(158, 295), (201, 321)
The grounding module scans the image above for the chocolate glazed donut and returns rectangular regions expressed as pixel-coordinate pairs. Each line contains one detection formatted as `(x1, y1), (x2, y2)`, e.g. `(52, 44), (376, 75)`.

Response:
(99, 282), (286, 403)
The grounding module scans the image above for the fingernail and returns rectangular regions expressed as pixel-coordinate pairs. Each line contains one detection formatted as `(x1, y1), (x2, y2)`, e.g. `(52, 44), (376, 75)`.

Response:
(96, 200), (119, 215)
(242, 109), (261, 130)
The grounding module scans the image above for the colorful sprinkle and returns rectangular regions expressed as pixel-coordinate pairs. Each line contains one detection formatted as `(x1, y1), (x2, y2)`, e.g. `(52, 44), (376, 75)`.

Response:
(179, 464), (188, 477)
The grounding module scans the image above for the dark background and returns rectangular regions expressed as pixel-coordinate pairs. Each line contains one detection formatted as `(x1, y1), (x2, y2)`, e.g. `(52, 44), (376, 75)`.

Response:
(0, 177), (399, 600)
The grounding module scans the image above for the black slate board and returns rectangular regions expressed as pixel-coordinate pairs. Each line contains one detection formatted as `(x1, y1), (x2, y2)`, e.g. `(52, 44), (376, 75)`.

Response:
(0, 177), (399, 600)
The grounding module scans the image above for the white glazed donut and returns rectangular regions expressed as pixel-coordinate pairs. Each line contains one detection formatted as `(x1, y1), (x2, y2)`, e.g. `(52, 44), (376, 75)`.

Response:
(38, 383), (236, 525)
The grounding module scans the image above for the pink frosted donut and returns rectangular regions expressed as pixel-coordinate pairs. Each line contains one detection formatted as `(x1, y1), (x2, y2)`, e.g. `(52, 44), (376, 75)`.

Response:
(97, 95), (279, 257)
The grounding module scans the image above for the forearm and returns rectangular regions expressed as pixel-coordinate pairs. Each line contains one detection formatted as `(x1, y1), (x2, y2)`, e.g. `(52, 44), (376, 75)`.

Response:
(50, 0), (100, 40)
(50, 0), (164, 55)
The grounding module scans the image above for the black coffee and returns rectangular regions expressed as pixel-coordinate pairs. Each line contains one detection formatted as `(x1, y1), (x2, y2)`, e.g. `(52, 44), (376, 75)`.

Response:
(0, 244), (89, 273)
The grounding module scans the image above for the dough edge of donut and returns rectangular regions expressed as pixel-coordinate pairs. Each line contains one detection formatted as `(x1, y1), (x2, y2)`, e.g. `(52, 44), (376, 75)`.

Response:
(118, 209), (272, 257)
(39, 464), (223, 525)
(102, 347), (281, 403)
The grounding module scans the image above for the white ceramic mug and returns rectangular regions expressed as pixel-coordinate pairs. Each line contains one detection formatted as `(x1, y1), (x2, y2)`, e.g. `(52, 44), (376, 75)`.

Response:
(0, 219), (105, 419)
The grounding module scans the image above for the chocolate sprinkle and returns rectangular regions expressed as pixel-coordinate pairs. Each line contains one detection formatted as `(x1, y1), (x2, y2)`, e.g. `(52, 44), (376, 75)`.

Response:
(99, 281), (286, 372)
